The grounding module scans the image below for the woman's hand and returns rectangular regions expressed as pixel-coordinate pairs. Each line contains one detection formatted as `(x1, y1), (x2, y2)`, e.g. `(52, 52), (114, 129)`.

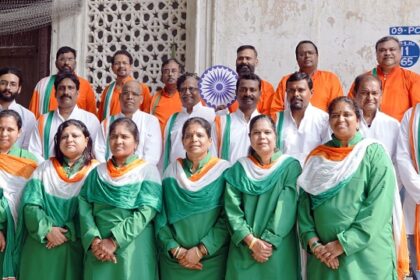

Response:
(99, 238), (118, 263)
(178, 247), (203, 270)
(0, 231), (6, 252)
(250, 239), (273, 263)
(45, 227), (68, 249)
(312, 240), (343, 270)
(171, 247), (187, 259)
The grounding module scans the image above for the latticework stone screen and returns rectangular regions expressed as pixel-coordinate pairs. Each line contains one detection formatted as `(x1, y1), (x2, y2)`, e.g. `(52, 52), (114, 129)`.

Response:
(86, 0), (187, 95)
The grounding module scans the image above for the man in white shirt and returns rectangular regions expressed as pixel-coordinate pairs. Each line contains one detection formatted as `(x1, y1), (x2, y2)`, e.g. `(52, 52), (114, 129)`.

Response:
(211, 73), (261, 163)
(29, 71), (100, 162)
(397, 104), (420, 279)
(95, 80), (161, 164)
(161, 72), (215, 172)
(353, 73), (399, 160)
(0, 67), (36, 149)
(274, 71), (329, 166)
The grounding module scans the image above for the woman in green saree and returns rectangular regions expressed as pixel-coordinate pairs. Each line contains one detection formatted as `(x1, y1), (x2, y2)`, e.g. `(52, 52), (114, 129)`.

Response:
(79, 117), (162, 280)
(224, 114), (301, 279)
(157, 117), (230, 280)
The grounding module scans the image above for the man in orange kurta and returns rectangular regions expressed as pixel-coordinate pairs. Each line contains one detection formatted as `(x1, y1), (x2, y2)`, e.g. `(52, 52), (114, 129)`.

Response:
(29, 46), (97, 119)
(149, 58), (183, 134)
(271, 40), (343, 114)
(348, 36), (420, 122)
(97, 50), (151, 121)
(227, 45), (275, 115)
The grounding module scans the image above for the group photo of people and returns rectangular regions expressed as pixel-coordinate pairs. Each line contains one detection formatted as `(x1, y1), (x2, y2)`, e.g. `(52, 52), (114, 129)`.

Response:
(0, 34), (419, 280)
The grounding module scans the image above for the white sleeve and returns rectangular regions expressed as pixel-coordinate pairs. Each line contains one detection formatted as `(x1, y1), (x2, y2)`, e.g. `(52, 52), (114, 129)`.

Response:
(396, 108), (420, 203)
(28, 121), (45, 163)
(93, 122), (107, 162)
(209, 121), (219, 158)
(21, 113), (37, 150)
(142, 116), (162, 165)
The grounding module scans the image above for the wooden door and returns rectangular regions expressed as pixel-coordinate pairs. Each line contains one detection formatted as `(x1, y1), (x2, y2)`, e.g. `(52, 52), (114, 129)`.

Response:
(0, 26), (51, 108)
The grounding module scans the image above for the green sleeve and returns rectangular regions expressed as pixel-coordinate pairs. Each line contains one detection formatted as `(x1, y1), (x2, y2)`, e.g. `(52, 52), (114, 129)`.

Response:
(78, 195), (101, 252)
(63, 217), (77, 242)
(0, 198), (8, 230)
(261, 162), (300, 248)
(23, 204), (53, 243)
(157, 224), (179, 257)
(200, 209), (230, 255)
(337, 144), (395, 256)
(297, 191), (318, 252)
(111, 205), (156, 250)
(224, 183), (252, 246)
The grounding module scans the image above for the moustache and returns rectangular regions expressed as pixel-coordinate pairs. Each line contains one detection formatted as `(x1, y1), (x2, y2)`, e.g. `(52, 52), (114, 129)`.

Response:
(60, 94), (72, 99)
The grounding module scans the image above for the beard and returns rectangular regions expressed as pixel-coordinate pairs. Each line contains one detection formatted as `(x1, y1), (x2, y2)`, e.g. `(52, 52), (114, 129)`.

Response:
(0, 89), (17, 102)
(236, 63), (255, 76)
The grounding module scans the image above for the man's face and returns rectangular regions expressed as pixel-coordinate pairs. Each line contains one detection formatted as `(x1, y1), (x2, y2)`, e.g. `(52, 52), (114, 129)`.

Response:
(55, 78), (79, 110)
(120, 81), (143, 114)
(376, 40), (401, 69)
(0, 73), (21, 103)
(286, 79), (312, 111)
(55, 52), (76, 72)
(179, 77), (201, 110)
(112, 54), (132, 79)
(161, 61), (181, 87)
(236, 49), (258, 76)
(296, 43), (318, 70)
(355, 78), (382, 114)
(236, 79), (261, 111)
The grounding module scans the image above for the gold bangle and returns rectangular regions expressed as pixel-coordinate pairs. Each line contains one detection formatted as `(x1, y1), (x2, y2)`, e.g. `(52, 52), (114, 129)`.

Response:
(249, 238), (257, 250)
(195, 247), (202, 258)
(200, 244), (208, 256)
(173, 246), (180, 258)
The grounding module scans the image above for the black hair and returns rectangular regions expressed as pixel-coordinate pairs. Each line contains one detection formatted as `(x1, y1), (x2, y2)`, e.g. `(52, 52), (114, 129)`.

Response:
(353, 73), (382, 94)
(0, 109), (22, 130)
(247, 114), (277, 156)
(109, 117), (139, 145)
(286, 71), (313, 90)
(161, 58), (184, 73)
(327, 96), (361, 120)
(295, 40), (319, 59)
(54, 119), (93, 166)
(236, 45), (258, 57)
(56, 46), (76, 60)
(54, 71), (80, 91)
(182, 117), (212, 140)
(236, 73), (261, 90)
(375, 36), (401, 51)
(0, 67), (23, 86)
(111, 50), (133, 65)
(177, 72), (200, 91)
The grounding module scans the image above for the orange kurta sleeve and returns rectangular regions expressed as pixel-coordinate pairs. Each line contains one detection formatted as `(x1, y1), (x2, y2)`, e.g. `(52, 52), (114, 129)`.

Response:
(150, 89), (182, 134)
(97, 85), (109, 121)
(310, 71), (343, 112)
(29, 89), (41, 119)
(272, 74), (291, 114)
(77, 77), (98, 116)
(140, 84), (151, 113)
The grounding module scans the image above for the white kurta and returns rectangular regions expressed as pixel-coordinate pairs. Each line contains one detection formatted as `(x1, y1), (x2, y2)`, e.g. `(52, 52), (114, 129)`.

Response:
(210, 109), (260, 164)
(359, 110), (400, 160)
(161, 102), (216, 170)
(397, 107), (420, 234)
(28, 106), (100, 163)
(6, 100), (37, 149)
(94, 110), (162, 164)
(278, 104), (330, 166)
